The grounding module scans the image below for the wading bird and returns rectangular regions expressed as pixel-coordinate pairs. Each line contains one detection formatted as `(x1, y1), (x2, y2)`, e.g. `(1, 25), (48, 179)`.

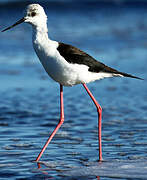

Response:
(2, 4), (142, 162)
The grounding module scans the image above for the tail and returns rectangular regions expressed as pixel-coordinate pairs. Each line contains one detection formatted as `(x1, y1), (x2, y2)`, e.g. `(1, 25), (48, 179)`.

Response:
(115, 71), (143, 80)
(103, 65), (144, 80)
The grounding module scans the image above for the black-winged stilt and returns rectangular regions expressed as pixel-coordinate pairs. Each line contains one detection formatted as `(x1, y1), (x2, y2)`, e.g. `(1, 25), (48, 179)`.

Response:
(2, 4), (143, 162)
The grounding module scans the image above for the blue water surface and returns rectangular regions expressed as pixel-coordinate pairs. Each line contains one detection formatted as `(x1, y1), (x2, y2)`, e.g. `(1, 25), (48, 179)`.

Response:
(0, 1), (147, 180)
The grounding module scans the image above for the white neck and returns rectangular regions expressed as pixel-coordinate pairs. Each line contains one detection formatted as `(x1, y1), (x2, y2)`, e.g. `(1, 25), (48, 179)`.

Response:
(32, 24), (49, 41)
(32, 23), (58, 58)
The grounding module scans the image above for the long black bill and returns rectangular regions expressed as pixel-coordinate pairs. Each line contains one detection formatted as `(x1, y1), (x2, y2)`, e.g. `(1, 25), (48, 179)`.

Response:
(1, 17), (25, 32)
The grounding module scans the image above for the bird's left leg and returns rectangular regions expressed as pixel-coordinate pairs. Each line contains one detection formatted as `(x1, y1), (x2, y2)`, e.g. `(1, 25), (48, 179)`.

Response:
(83, 83), (102, 161)
(36, 84), (64, 161)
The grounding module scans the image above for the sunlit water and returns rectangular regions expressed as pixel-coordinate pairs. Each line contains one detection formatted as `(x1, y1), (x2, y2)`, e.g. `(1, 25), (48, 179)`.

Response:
(0, 1), (147, 179)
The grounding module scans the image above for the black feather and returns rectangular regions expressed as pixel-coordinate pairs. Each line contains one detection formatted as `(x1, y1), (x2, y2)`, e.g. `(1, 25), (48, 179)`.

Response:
(57, 42), (143, 80)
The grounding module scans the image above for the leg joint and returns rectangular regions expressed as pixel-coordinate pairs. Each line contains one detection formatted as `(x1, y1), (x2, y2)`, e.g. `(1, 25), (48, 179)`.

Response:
(97, 104), (102, 113)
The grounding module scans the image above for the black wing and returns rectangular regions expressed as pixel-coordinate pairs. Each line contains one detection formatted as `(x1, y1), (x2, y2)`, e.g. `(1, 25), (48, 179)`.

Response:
(57, 42), (143, 80)
(57, 42), (107, 72)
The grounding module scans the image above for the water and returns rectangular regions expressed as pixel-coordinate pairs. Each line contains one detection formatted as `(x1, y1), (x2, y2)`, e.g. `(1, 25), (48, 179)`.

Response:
(0, 1), (147, 180)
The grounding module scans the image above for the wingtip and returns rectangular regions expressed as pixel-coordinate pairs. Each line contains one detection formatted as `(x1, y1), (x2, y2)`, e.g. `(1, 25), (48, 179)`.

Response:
(137, 77), (144, 80)
(117, 71), (144, 80)
(126, 75), (144, 80)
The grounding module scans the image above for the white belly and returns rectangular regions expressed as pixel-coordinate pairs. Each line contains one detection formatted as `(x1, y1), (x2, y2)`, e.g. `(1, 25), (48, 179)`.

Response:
(38, 54), (112, 86)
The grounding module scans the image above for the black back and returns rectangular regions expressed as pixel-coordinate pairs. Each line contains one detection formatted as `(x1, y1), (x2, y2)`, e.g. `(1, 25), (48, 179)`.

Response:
(57, 42), (143, 80)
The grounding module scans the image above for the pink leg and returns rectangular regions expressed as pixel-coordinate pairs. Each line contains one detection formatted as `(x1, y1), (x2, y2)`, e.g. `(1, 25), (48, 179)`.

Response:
(36, 84), (64, 162)
(83, 83), (102, 161)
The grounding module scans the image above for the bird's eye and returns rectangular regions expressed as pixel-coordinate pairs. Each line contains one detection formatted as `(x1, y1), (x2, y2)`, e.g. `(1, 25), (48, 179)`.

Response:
(31, 12), (36, 17)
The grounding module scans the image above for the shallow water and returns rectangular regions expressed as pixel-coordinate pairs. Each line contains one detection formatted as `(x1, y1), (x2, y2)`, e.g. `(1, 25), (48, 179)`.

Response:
(0, 1), (147, 180)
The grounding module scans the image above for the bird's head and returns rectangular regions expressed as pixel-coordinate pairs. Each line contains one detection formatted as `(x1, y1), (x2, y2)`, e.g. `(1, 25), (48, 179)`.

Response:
(2, 4), (47, 32)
